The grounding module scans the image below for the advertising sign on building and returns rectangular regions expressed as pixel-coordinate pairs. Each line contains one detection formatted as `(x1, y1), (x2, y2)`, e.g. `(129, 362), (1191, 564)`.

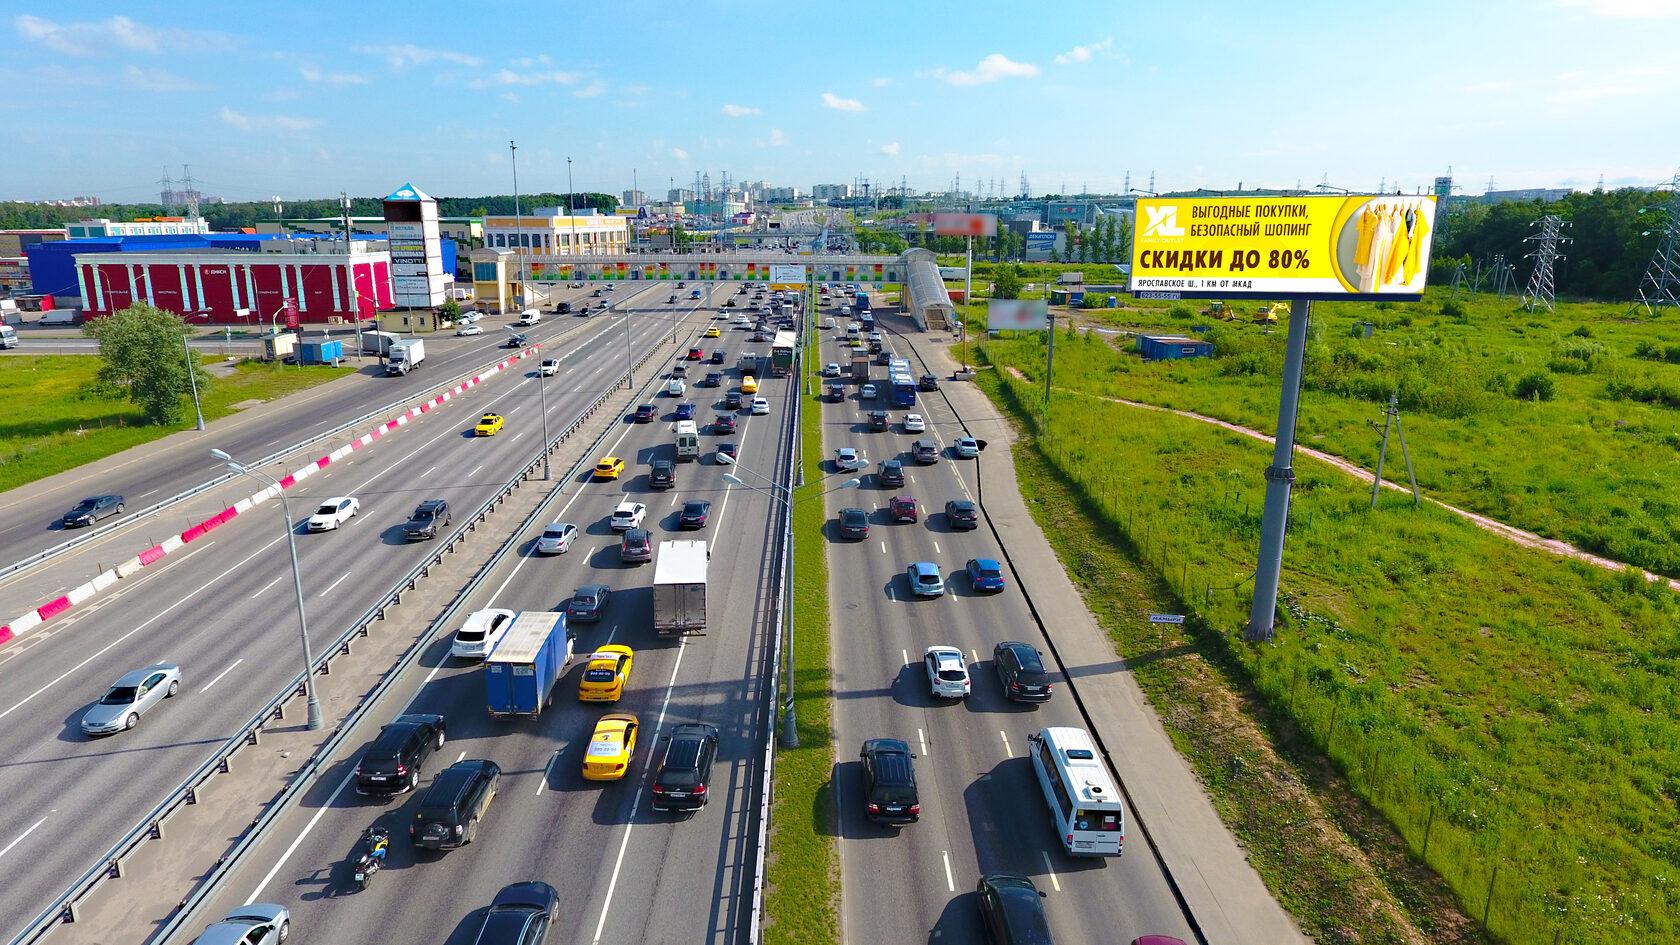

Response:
(770, 264), (805, 290)
(284, 297), (299, 330)
(383, 183), (446, 308)
(987, 298), (1049, 331)
(933, 213), (997, 237)
(1131, 196), (1437, 300)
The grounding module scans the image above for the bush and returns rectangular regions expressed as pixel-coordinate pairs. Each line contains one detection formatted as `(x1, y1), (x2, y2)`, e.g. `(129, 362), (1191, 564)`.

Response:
(1514, 370), (1556, 401)
(1439, 299), (1467, 320)
(1167, 303), (1194, 319)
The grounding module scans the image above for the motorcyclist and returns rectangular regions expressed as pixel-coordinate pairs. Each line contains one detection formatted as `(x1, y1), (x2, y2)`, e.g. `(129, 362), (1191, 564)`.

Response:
(363, 826), (389, 864)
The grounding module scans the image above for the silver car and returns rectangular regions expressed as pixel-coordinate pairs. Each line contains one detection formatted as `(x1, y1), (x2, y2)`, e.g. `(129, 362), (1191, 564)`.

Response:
(190, 903), (289, 945)
(82, 664), (182, 735)
(536, 521), (579, 555)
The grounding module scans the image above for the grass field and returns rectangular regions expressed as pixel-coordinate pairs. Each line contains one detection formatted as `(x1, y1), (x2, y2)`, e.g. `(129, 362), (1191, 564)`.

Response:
(972, 329), (1680, 945)
(0, 355), (352, 494)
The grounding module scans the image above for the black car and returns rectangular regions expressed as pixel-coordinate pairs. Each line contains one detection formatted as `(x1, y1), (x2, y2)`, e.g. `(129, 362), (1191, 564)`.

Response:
(404, 499), (451, 541)
(868, 410), (889, 431)
(356, 713), (448, 796)
(944, 499), (979, 530)
(860, 738), (920, 824)
(724, 391), (743, 410)
(556, 301), (572, 314)
(994, 641), (1053, 703)
(473, 882), (559, 945)
(507, 333), (528, 348)
(634, 404), (658, 423)
(877, 459), (905, 488)
(703, 371), (723, 387)
(710, 350), (726, 364)
(679, 499), (712, 529)
(411, 759), (500, 850)
(667, 294), (678, 303)
(648, 460), (676, 489)
(567, 584), (611, 622)
(919, 373), (940, 391)
(976, 873), (1054, 945)
(716, 442), (738, 463)
(651, 722), (720, 811)
(839, 507), (870, 540)
(62, 494), (124, 527)
(713, 414), (737, 434)
(875, 348), (891, 364)
(620, 528), (652, 564)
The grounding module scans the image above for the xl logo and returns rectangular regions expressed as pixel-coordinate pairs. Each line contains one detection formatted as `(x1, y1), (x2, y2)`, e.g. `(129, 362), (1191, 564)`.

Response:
(1143, 205), (1185, 238)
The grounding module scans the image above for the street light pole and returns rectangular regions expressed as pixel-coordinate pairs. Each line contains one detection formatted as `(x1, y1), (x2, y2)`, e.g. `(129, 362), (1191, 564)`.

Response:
(182, 335), (205, 431)
(535, 367), (551, 480)
(209, 448), (322, 730)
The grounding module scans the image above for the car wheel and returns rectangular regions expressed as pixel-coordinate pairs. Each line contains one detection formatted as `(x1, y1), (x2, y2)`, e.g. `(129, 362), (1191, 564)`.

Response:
(277, 920), (289, 942)
(115, 503), (125, 514)
(124, 713), (139, 730)
(408, 770), (420, 792)
(435, 729), (446, 750)
(166, 679), (179, 697)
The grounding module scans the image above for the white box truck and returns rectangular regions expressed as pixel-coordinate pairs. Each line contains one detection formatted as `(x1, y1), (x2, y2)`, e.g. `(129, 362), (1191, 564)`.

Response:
(653, 540), (708, 635)
(387, 338), (426, 375)
(674, 420), (699, 460)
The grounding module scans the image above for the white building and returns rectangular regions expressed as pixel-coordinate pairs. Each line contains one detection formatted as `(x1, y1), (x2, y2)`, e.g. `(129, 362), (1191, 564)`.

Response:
(481, 208), (629, 256)
(668, 188), (696, 203)
(68, 217), (211, 238)
(622, 189), (646, 207)
(762, 187), (800, 202)
(811, 184), (853, 201)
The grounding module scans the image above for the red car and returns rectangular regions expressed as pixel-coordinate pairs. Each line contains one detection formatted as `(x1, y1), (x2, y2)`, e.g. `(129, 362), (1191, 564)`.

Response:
(687, 347), (704, 361)
(890, 496), (919, 523)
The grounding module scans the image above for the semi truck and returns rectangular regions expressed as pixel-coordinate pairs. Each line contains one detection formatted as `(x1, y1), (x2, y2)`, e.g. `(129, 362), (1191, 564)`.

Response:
(387, 338), (426, 375)
(653, 540), (708, 635)
(484, 611), (576, 718)
(770, 330), (796, 377)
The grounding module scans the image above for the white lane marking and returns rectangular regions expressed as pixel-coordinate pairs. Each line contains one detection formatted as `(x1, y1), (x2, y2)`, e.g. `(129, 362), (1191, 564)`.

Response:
(604, 623), (618, 644)
(918, 728), (928, 756)
(0, 816), (49, 861)
(878, 540), (886, 554)
(941, 850), (956, 892)
(469, 465), (485, 476)
(999, 730), (1013, 757)
(422, 465), (437, 477)
(510, 432), (525, 443)
(1040, 851), (1063, 892)
(538, 751), (560, 796)
(135, 489), (159, 500)
(0, 535), (286, 723)
(251, 575), (285, 599)
(455, 750), (467, 763)
(901, 648), (909, 666)
(317, 572), (352, 597)
(971, 649), (980, 666)
(198, 659), (244, 694)
(933, 541), (941, 555)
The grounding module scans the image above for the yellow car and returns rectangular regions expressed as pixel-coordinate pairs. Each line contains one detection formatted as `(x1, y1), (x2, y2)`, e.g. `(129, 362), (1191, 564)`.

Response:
(474, 413), (505, 436)
(593, 456), (625, 480)
(578, 645), (634, 702)
(704, 326), (721, 338)
(582, 713), (640, 780)
(741, 376), (759, 394)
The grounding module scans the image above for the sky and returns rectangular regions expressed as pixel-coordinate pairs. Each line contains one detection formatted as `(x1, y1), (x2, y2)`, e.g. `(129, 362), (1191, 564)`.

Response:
(3, 0), (1677, 205)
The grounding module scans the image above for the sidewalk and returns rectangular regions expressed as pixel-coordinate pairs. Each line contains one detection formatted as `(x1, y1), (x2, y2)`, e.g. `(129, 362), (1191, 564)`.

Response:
(892, 318), (1307, 945)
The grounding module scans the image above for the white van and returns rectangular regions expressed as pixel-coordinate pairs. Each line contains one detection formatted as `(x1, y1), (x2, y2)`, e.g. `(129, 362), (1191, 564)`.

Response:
(846, 323), (861, 342)
(674, 420), (699, 460)
(666, 378), (686, 397)
(821, 316), (836, 330)
(0, 324), (16, 349)
(516, 309), (542, 326)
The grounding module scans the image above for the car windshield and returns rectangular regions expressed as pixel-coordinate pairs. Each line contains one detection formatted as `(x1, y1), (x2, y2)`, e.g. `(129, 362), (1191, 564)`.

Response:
(100, 686), (138, 705)
(412, 509), (435, 521)
(976, 567), (1000, 580)
(72, 500), (99, 512)
(917, 573), (938, 584)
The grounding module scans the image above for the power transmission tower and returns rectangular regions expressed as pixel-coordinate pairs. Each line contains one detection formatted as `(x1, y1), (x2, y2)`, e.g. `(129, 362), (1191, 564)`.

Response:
(1490, 254), (1517, 301)
(1020, 171), (1029, 199)
(159, 166), (175, 213)
(180, 164), (200, 219)
(1522, 215), (1570, 313)
(1630, 169), (1680, 316)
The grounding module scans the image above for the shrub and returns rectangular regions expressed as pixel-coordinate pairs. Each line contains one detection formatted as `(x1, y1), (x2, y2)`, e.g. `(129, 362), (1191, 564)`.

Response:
(1632, 340), (1660, 360)
(1514, 370), (1556, 401)
(1168, 303), (1194, 319)
(1439, 299), (1468, 320)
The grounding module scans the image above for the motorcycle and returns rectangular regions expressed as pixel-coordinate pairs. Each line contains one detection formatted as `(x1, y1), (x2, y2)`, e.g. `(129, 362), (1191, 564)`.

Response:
(353, 826), (389, 891)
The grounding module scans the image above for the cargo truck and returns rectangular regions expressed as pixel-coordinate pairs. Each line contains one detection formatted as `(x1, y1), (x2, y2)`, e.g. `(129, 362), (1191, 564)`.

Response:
(851, 353), (871, 383)
(387, 337), (426, 375)
(484, 611), (576, 718)
(770, 330), (796, 377)
(653, 540), (708, 635)
(361, 330), (399, 355)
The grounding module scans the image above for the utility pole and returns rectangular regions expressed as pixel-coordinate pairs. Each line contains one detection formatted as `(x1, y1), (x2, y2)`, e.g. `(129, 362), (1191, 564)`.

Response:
(342, 191), (361, 357)
(567, 156), (575, 215)
(1246, 300), (1311, 642)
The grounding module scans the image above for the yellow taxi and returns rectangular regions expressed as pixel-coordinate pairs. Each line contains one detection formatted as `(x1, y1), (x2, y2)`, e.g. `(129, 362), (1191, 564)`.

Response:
(703, 326), (721, 338)
(582, 713), (640, 780)
(474, 413), (505, 436)
(593, 456), (625, 480)
(578, 645), (634, 702)
(741, 376), (759, 394)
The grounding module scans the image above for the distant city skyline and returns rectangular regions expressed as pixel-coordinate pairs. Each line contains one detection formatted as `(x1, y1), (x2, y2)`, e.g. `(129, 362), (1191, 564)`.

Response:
(4, 1), (1677, 204)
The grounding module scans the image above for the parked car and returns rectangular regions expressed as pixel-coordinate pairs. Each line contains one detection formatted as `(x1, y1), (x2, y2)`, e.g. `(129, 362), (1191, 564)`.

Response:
(966, 557), (1006, 592)
(906, 561), (945, 597)
(188, 905), (290, 945)
(651, 722), (721, 811)
(61, 494), (124, 527)
(451, 609), (516, 659)
(924, 646), (971, 699)
(567, 584), (612, 623)
(648, 460), (677, 489)
(859, 738), (920, 824)
(976, 873), (1053, 945)
(81, 664), (181, 735)
(403, 499), (451, 541)
(838, 507), (870, 539)
(994, 641), (1053, 703)
(535, 521), (578, 555)
(470, 883), (559, 945)
(411, 759), (501, 850)
(582, 713), (640, 780)
(679, 499), (712, 529)
(890, 496), (919, 523)
(306, 496), (359, 532)
(945, 499), (979, 530)
(620, 528), (652, 563)
(355, 713), (447, 795)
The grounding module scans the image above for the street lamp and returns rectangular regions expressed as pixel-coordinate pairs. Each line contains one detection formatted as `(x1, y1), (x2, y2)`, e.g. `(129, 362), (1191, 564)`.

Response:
(183, 334), (205, 431)
(534, 363), (551, 480)
(209, 448), (323, 731)
(720, 455), (860, 747)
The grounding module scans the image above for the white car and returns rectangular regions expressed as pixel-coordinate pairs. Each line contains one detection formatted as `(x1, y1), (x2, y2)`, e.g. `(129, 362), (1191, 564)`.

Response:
(609, 501), (647, 531)
(306, 496), (359, 532)
(536, 521), (578, 554)
(458, 312), (482, 323)
(834, 448), (868, 471)
(861, 383), (877, 400)
(902, 413), (925, 433)
(455, 325), (484, 336)
(750, 397), (770, 415)
(823, 363), (842, 378)
(451, 608), (516, 659)
(924, 646), (971, 699)
(539, 358), (560, 376)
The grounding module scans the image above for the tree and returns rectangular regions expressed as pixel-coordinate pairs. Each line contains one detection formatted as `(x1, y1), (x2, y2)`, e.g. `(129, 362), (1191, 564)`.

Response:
(992, 267), (1023, 299)
(82, 303), (211, 426)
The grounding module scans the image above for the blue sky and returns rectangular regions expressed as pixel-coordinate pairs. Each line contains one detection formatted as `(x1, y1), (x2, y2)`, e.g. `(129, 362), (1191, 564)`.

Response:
(3, 0), (1676, 204)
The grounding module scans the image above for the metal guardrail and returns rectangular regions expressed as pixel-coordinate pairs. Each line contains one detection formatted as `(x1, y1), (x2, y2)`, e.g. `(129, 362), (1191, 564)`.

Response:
(0, 315), (613, 583)
(10, 336), (673, 945)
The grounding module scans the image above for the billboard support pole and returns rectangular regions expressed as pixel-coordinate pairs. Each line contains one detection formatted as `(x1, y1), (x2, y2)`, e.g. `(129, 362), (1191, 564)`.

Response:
(1246, 298), (1310, 642)
(964, 235), (973, 370)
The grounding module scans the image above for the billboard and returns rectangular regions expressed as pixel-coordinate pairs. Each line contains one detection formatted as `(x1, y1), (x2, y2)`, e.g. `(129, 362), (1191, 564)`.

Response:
(987, 298), (1049, 331)
(769, 264), (805, 290)
(1130, 195), (1437, 300)
(933, 213), (997, 237)
(383, 183), (446, 309)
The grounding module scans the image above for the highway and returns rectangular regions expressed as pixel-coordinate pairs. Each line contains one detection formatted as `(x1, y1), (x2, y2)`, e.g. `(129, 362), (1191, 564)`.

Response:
(818, 304), (1198, 944)
(0, 280), (748, 943)
(177, 282), (799, 944)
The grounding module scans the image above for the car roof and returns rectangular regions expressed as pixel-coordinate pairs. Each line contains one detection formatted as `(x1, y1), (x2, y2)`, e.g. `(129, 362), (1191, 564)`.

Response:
(575, 584), (610, 597)
(489, 880), (558, 913)
(998, 641), (1046, 670)
(927, 645), (963, 661)
(910, 561), (939, 574)
(111, 664), (176, 686)
(543, 522), (574, 534)
(970, 557), (1001, 570)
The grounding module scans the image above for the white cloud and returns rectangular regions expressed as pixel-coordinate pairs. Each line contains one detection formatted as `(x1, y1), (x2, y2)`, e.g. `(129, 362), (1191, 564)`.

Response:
(1551, 84), (1644, 103)
(721, 103), (760, 117)
(573, 79), (607, 98)
(1553, 0), (1679, 14)
(121, 65), (204, 93)
(355, 44), (482, 68)
(509, 55), (552, 68)
(944, 53), (1039, 86)
(872, 77), (891, 87)
(14, 14), (230, 57)
(299, 65), (370, 86)
(219, 106), (317, 132)
(1054, 37), (1113, 65)
(672, 148), (688, 160)
(881, 141), (900, 156)
(470, 68), (582, 88)
(769, 128), (787, 146)
(822, 92), (866, 112)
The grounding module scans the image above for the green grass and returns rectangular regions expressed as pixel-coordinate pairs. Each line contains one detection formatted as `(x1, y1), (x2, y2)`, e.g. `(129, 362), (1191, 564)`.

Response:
(762, 366), (841, 945)
(0, 355), (352, 494)
(973, 345), (1680, 945)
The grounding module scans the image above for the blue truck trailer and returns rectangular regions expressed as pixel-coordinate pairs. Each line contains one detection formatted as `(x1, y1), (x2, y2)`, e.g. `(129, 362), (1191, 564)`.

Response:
(484, 611), (575, 718)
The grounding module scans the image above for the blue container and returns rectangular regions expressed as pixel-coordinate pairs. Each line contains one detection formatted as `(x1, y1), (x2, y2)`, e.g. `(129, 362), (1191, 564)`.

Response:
(1136, 334), (1214, 360)
(297, 340), (344, 364)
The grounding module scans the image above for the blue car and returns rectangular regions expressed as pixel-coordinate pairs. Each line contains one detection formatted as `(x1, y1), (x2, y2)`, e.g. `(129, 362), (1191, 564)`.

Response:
(906, 561), (945, 597)
(675, 402), (696, 421)
(966, 558), (1005, 592)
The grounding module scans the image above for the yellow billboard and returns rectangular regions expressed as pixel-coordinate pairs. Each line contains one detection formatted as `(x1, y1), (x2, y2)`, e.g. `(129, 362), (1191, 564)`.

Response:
(1130, 195), (1437, 300)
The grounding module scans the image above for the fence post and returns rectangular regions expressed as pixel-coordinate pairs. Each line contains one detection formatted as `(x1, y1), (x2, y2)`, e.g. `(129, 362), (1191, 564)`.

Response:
(1482, 864), (1499, 930)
